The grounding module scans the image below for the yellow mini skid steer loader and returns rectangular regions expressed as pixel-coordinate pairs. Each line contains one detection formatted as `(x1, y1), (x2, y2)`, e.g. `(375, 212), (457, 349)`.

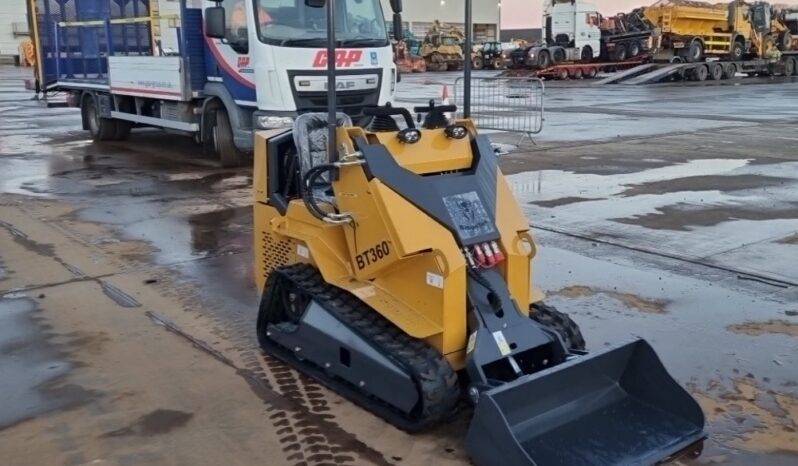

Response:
(252, 1), (706, 464)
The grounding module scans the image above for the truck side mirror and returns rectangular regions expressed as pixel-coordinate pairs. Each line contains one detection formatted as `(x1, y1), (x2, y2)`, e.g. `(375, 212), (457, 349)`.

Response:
(204, 7), (225, 39)
(393, 13), (403, 43)
(305, 0), (326, 7)
(390, 0), (403, 14)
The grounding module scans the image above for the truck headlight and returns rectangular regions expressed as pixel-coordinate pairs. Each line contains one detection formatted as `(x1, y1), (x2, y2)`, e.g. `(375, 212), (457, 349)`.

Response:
(528, 50), (536, 58)
(256, 115), (294, 129)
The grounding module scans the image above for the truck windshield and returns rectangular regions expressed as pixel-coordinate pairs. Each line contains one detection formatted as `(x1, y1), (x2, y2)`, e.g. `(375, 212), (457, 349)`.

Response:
(255, 0), (388, 47)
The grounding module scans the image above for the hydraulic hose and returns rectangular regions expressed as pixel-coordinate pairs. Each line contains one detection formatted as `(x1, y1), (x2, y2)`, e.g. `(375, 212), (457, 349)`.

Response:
(302, 163), (339, 222)
(467, 266), (503, 312)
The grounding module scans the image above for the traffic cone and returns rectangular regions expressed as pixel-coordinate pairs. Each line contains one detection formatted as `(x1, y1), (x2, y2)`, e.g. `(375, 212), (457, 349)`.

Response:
(441, 85), (453, 119)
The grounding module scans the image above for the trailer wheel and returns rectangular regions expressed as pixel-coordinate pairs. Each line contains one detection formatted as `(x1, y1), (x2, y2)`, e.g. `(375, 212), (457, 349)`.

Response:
(628, 41), (641, 58)
(572, 68), (583, 79)
(82, 93), (117, 141)
(557, 68), (568, 80)
(585, 67), (598, 79)
(709, 63), (723, 81)
(614, 44), (627, 61)
(723, 63), (738, 79)
(537, 50), (551, 69)
(785, 58), (796, 77)
(213, 107), (244, 168)
(692, 64), (708, 81)
(686, 40), (704, 63)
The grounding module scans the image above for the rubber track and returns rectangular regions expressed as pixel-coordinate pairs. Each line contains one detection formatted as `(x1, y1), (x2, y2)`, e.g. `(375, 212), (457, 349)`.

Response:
(259, 264), (460, 432)
(530, 302), (586, 351)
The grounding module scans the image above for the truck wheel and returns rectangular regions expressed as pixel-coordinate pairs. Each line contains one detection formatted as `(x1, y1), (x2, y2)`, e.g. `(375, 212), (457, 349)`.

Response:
(686, 40), (704, 63)
(729, 41), (744, 61)
(785, 58), (796, 77)
(537, 50), (551, 69)
(628, 41), (641, 58)
(709, 63), (723, 81)
(552, 48), (567, 64)
(472, 56), (484, 70)
(580, 45), (593, 62)
(614, 44), (627, 61)
(213, 108), (244, 168)
(82, 93), (117, 141)
(692, 64), (708, 81)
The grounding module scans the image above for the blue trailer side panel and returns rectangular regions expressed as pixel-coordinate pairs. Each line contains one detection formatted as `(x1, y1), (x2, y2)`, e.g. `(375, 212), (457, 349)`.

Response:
(33, 0), (153, 89)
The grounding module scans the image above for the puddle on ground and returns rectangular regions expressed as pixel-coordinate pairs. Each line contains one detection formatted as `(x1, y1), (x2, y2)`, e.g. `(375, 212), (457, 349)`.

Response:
(100, 409), (193, 438)
(621, 174), (793, 197)
(614, 203), (798, 231)
(727, 320), (798, 338)
(778, 233), (798, 245)
(529, 196), (600, 208)
(548, 285), (669, 314)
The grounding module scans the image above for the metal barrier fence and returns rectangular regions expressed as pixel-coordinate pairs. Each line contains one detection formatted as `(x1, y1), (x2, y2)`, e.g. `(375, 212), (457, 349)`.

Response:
(454, 77), (544, 142)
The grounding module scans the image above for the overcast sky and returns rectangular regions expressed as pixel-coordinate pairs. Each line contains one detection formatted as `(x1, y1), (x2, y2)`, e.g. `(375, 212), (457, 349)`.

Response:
(500, 0), (798, 29)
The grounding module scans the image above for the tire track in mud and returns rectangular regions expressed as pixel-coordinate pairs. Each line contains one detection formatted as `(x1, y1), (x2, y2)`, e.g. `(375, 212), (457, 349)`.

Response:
(145, 269), (382, 466)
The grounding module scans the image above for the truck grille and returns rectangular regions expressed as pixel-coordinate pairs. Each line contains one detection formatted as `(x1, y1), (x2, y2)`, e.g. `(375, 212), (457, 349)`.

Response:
(287, 69), (382, 117)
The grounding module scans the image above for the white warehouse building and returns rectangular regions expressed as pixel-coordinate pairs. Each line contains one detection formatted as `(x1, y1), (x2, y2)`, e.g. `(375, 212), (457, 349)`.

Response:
(382, 0), (502, 42)
(0, 1), (30, 61)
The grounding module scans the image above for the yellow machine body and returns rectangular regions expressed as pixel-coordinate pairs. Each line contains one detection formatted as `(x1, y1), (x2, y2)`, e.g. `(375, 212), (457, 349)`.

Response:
(253, 124), (541, 370)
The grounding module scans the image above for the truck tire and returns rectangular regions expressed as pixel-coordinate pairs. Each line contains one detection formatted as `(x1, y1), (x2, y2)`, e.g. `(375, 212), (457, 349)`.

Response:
(628, 41), (641, 58)
(213, 107), (244, 168)
(613, 44), (627, 61)
(552, 48), (567, 64)
(730, 40), (744, 61)
(686, 40), (704, 63)
(580, 45), (593, 62)
(709, 63), (723, 81)
(82, 93), (117, 141)
(537, 50), (551, 69)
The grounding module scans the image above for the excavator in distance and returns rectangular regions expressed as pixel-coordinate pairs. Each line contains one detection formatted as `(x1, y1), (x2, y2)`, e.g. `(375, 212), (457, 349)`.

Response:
(250, 0), (707, 464)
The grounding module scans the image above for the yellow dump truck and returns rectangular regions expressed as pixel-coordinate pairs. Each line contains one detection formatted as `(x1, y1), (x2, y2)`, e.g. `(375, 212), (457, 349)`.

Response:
(643, 0), (789, 61)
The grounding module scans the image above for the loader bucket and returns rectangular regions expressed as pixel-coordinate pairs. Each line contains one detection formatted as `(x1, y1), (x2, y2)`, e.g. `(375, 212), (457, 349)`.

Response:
(466, 339), (705, 466)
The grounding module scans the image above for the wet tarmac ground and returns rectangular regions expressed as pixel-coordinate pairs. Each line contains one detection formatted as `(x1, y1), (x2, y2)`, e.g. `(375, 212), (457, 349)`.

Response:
(1, 64), (797, 465)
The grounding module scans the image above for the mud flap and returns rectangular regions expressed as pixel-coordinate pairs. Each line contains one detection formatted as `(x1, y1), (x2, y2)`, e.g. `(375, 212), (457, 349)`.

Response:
(466, 339), (705, 466)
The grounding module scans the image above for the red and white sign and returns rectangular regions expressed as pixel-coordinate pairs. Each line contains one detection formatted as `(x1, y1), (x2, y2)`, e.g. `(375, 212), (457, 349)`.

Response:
(312, 50), (363, 68)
